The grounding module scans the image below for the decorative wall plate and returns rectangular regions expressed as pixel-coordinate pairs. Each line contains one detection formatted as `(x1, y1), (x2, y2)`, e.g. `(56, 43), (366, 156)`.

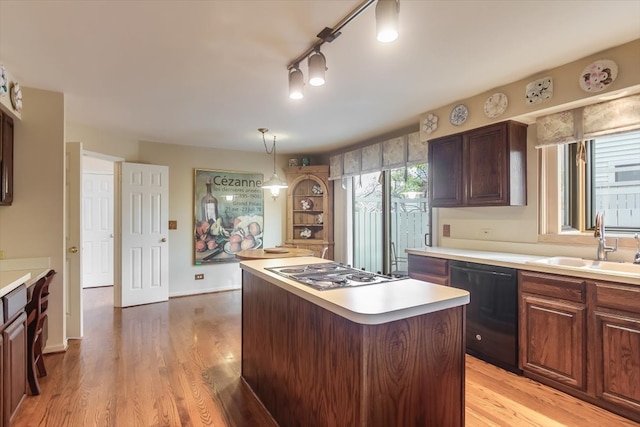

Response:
(10, 82), (22, 112)
(525, 77), (553, 105)
(579, 59), (618, 93)
(422, 113), (438, 134)
(0, 65), (7, 97)
(483, 93), (508, 118)
(311, 184), (323, 195)
(449, 104), (468, 126)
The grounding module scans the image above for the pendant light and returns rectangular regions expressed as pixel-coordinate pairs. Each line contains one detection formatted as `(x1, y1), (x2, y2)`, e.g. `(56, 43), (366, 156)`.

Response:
(258, 128), (288, 199)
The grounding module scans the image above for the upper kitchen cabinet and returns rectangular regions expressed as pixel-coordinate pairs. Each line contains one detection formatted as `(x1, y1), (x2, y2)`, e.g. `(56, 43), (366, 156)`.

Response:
(284, 165), (334, 259)
(429, 121), (527, 207)
(0, 110), (14, 206)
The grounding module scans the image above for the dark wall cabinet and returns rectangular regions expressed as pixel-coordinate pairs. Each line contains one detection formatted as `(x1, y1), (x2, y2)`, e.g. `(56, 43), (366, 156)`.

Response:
(0, 110), (14, 206)
(429, 121), (527, 207)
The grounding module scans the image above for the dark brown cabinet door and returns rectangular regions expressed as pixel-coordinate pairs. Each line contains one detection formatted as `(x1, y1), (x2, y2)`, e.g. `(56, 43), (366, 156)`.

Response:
(520, 294), (587, 391)
(464, 123), (508, 205)
(0, 112), (14, 205)
(593, 312), (640, 418)
(429, 134), (462, 207)
(3, 312), (26, 427)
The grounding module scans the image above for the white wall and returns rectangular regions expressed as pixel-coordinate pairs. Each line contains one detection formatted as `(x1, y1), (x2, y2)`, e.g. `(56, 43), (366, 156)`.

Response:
(0, 87), (66, 352)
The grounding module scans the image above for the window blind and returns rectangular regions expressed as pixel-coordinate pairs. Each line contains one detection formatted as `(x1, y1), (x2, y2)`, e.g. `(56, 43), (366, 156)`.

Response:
(535, 94), (640, 148)
(329, 131), (425, 180)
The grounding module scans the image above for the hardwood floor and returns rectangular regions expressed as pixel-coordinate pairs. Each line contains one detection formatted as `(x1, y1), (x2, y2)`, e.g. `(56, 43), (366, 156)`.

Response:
(13, 287), (639, 427)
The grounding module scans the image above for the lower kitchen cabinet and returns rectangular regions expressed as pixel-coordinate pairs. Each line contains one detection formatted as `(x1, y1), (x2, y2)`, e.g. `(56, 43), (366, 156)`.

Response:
(407, 254), (449, 285)
(520, 294), (587, 390)
(1, 284), (27, 427)
(592, 281), (640, 419)
(520, 271), (640, 423)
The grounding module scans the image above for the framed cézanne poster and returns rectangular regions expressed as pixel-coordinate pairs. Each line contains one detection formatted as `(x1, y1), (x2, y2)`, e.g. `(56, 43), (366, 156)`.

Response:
(194, 169), (264, 264)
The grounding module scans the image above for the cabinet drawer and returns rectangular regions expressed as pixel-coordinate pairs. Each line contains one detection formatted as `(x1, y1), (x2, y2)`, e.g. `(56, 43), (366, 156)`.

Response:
(3, 284), (27, 323)
(519, 271), (586, 303)
(595, 281), (640, 314)
(408, 254), (449, 277)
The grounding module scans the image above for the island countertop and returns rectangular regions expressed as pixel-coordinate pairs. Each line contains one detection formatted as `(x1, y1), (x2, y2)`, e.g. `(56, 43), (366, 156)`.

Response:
(239, 257), (470, 325)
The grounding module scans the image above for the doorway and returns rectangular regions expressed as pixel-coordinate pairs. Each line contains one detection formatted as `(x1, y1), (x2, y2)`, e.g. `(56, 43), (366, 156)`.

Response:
(82, 156), (114, 288)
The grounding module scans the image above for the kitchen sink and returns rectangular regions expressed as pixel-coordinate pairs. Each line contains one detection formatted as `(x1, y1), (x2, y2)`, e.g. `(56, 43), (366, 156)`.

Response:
(529, 256), (640, 275)
(532, 257), (591, 267)
(588, 261), (640, 274)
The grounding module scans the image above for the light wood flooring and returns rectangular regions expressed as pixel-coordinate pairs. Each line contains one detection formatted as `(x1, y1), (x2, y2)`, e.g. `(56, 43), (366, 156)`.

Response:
(13, 287), (639, 427)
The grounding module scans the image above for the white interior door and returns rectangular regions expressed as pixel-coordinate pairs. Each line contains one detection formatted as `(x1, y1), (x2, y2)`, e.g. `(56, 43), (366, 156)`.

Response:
(82, 172), (114, 288)
(115, 162), (169, 307)
(65, 142), (83, 338)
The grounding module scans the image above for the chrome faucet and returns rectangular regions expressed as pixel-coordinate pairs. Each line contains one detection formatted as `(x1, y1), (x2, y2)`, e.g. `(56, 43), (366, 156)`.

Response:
(634, 233), (640, 265)
(594, 211), (618, 261)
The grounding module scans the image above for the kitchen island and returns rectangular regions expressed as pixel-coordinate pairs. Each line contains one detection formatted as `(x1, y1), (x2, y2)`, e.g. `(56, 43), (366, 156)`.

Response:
(240, 257), (470, 427)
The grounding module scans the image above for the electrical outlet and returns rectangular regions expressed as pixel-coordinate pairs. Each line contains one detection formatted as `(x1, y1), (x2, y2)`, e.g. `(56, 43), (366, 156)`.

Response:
(195, 274), (204, 280)
(443, 224), (451, 237)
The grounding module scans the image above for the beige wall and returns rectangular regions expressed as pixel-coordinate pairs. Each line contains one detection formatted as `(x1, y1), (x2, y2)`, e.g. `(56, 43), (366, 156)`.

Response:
(64, 124), (289, 296)
(428, 40), (640, 262)
(0, 87), (66, 351)
(331, 40), (640, 265)
(137, 140), (287, 296)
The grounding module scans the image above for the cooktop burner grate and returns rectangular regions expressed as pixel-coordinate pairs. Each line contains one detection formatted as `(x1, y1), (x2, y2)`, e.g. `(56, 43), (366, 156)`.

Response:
(345, 273), (376, 282)
(265, 262), (402, 291)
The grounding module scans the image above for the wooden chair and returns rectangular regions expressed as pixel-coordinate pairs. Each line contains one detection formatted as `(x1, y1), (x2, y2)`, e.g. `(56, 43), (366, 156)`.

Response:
(25, 269), (56, 395)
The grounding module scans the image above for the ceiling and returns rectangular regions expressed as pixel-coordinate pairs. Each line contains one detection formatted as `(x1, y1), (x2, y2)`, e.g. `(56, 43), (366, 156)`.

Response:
(1, 1), (639, 155)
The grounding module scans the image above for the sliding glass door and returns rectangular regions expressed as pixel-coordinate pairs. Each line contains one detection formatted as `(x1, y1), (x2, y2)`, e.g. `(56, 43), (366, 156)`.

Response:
(352, 165), (430, 276)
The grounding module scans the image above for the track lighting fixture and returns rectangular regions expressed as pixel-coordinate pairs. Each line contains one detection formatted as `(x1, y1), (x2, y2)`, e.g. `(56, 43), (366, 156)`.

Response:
(286, 0), (399, 99)
(288, 67), (304, 100)
(308, 50), (327, 87)
(258, 128), (288, 199)
(376, 0), (399, 43)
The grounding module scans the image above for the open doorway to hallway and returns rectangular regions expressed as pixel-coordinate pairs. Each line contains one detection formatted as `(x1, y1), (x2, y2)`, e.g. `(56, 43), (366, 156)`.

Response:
(82, 155), (114, 288)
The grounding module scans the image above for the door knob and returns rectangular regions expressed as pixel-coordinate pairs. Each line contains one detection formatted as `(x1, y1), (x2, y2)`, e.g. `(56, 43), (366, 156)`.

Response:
(161, 238), (167, 242)
(68, 246), (78, 254)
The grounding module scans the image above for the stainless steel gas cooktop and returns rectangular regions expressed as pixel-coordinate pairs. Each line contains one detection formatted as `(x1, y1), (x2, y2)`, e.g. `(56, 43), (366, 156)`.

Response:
(266, 262), (401, 291)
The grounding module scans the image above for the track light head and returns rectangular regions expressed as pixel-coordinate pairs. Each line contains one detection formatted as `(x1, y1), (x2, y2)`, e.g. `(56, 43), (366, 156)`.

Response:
(288, 67), (304, 100)
(376, 0), (399, 43)
(308, 51), (327, 87)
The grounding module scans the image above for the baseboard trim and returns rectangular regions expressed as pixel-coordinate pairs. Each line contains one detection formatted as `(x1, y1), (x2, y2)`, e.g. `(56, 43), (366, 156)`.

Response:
(169, 286), (241, 298)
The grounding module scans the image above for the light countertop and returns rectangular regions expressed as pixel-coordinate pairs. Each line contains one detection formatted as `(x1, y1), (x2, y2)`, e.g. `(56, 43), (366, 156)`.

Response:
(0, 258), (52, 298)
(0, 268), (49, 298)
(406, 247), (639, 285)
(240, 257), (470, 325)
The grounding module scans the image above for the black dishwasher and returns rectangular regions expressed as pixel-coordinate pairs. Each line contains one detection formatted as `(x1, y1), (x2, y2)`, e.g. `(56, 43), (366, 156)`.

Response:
(449, 260), (520, 374)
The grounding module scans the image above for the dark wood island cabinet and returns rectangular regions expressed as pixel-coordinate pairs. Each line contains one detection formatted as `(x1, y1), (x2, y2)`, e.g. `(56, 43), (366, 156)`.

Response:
(240, 258), (469, 427)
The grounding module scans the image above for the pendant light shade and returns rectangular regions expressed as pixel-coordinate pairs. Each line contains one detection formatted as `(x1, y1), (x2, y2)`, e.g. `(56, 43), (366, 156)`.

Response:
(308, 51), (327, 87)
(259, 128), (288, 200)
(288, 67), (304, 100)
(376, 0), (399, 43)
(262, 174), (288, 198)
